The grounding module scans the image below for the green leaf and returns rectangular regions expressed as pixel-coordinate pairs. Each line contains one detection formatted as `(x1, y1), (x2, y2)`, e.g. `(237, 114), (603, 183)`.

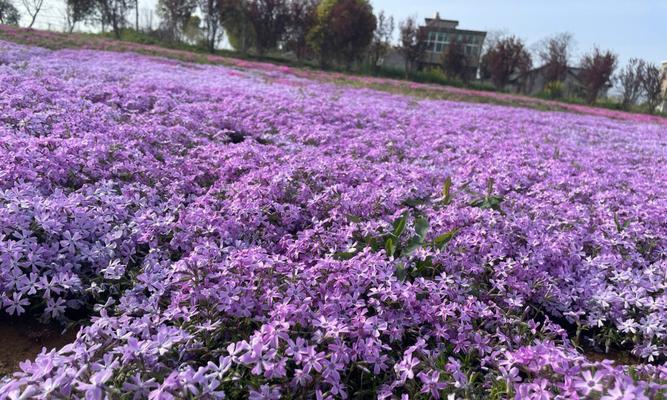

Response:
(334, 251), (357, 260)
(403, 235), (423, 256)
(394, 264), (408, 281)
(613, 212), (631, 233)
(441, 176), (453, 205)
(392, 212), (408, 238)
(613, 212), (622, 233)
(486, 177), (495, 196)
(333, 243), (362, 260)
(433, 228), (459, 249)
(414, 216), (429, 239)
(385, 237), (396, 257)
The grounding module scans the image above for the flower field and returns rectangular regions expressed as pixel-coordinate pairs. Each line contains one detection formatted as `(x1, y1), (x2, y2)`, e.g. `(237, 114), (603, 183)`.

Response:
(0, 39), (666, 399)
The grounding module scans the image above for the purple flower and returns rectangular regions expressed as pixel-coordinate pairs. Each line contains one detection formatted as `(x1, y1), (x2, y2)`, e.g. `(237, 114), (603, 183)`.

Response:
(574, 370), (604, 396)
(418, 370), (447, 399)
(4, 292), (30, 316)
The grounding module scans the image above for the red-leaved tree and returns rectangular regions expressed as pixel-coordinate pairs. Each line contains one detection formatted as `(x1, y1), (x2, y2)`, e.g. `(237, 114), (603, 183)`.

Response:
(579, 48), (617, 104)
(537, 32), (573, 83)
(481, 35), (532, 89)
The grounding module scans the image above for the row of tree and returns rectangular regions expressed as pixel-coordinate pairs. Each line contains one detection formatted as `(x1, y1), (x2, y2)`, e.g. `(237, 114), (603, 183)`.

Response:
(431, 29), (664, 110)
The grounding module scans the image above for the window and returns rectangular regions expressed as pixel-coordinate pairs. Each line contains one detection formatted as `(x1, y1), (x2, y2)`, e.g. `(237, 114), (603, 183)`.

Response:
(425, 30), (450, 53)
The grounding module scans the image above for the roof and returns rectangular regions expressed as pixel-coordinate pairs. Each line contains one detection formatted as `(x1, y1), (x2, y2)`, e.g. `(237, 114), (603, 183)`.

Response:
(508, 65), (583, 83)
(425, 18), (460, 24)
(421, 12), (487, 35)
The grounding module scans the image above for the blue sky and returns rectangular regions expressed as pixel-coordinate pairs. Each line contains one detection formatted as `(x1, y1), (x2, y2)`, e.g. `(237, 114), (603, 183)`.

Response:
(374, 0), (666, 67)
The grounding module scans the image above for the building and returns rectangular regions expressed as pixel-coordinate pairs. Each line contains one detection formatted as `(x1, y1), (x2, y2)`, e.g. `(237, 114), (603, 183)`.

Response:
(660, 61), (667, 113)
(379, 49), (407, 72)
(378, 13), (486, 76)
(507, 65), (612, 99)
(419, 13), (487, 77)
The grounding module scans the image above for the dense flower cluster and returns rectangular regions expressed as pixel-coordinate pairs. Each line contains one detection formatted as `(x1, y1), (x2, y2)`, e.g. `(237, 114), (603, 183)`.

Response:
(0, 40), (666, 399)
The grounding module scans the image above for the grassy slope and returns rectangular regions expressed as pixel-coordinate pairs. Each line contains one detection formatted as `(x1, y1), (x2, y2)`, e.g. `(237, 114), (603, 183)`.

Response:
(1, 24), (666, 125)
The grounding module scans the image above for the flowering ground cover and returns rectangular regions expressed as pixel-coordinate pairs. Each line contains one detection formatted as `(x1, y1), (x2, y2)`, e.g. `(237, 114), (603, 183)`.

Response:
(0, 39), (666, 399)
(2, 24), (666, 127)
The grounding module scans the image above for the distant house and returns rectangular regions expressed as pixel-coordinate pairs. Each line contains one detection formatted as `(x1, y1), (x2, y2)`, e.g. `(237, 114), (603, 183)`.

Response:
(379, 13), (486, 76)
(660, 61), (667, 113)
(379, 49), (407, 72)
(420, 13), (486, 77)
(507, 65), (612, 99)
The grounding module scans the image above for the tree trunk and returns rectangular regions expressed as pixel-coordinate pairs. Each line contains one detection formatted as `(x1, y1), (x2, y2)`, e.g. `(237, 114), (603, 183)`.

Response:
(28, 14), (38, 29)
(135, 0), (139, 31)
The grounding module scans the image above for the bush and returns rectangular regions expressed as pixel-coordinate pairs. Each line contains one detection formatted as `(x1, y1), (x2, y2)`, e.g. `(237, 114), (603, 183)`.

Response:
(542, 80), (564, 99)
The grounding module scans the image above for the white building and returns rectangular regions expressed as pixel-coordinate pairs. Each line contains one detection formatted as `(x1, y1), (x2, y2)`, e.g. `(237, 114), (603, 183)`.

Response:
(660, 61), (667, 113)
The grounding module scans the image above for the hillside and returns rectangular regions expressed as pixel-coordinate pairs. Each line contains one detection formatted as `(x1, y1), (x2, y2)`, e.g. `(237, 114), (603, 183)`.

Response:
(0, 38), (666, 399)
(1, 24), (666, 126)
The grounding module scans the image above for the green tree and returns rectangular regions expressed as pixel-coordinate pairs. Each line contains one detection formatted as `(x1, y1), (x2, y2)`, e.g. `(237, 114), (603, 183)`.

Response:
(284, 0), (317, 62)
(157, 0), (197, 41)
(398, 16), (426, 77)
(64, 0), (95, 32)
(368, 10), (394, 72)
(244, 0), (289, 56)
(222, 0), (255, 54)
(307, 0), (376, 69)
(0, 0), (20, 25)
(95, 0), (134, 39)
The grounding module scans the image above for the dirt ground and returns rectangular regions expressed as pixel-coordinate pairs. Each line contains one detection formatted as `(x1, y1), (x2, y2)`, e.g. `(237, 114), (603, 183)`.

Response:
(0, 318), (77, 377)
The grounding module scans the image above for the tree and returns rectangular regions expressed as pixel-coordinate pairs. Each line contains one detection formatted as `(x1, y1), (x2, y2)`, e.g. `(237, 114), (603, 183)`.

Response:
(245, 0), (290, 55)
(95, 0), (134, 39)
(182, 15), (203, 44)
(284, 0), (317, 62)
(398, 16), (426, 77)
(157, 0), (197, 41)
(579, 47), (617, 104)
(537, 33), (573, 83)
(441, 38), (468, 81)
(307, 0), (376, 69)
(64, 0), (96, 32)
(0, 0), (20, 25)
(640, 62), (666, 114)
(617, 58), (644, 110)
(21, 0), (44, 28)
(197, 0), (225, 52)
(481, 35), (532, 89)
(133, 0), (138, 31)
(222, 0), (254, 54)
(368, 10), (393, 72)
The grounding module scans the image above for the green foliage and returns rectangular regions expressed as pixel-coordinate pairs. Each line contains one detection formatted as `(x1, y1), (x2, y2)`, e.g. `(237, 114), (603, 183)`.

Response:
(334, 208), (459, 282)
(307, 0), (376, 68)
(440, 176), (453, 206)
(613, 212), (631, 233)
(469, 178), (504, 212)
(543, 80), (564, 99)
(0, 0), (20, 25)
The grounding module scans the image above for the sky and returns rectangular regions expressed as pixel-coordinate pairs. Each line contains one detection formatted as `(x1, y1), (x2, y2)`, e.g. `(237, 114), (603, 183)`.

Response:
(24, 0), (667, 68)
